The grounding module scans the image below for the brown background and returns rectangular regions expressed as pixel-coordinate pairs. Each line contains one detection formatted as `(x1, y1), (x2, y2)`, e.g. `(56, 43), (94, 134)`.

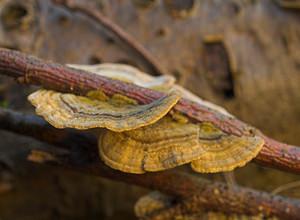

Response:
(0, 0), (299, 219)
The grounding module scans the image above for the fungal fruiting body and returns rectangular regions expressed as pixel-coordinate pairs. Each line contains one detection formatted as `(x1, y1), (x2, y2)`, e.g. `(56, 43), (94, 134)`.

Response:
(99, 116), (201, 173)
(134, 191), (174, 219)
(191, 122), (264, 173)
(67, 63), (175, 90)
(28, 63), (264, 174)
(28, 89), (180, 132)
(68, 63), (232, 116)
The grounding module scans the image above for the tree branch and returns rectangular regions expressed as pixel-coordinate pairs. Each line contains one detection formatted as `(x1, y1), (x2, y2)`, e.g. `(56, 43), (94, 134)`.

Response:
(0, 107), (299, 219)
(0, 48), (299, 174)
(0, 107), (96, 150)
(52, 0), (167, 76)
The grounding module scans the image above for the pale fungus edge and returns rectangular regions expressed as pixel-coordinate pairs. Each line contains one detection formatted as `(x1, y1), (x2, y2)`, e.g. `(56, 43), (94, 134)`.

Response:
(97, 118), (204, 174)
(191, 136), (265, 173)
(69, 63), (233, 117)
(99, 145), (146, 174)
(28, 89), (181, 132)
(67, 63), (176, 90)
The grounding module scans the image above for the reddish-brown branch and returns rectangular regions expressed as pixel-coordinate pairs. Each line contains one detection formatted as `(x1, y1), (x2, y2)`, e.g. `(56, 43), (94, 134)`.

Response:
(255, 135), (300, 172)
(0, 48), (249, 136)
(52, 0), (167, 76)
(0, 107), (299, 219)
(0, 48), (299, 175)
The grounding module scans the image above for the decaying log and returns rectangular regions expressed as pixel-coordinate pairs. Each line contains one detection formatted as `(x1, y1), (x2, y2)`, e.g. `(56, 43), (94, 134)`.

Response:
(52, 0), (167, 76)
(0, 107), (299, 219)
(0, 48), (299, 174)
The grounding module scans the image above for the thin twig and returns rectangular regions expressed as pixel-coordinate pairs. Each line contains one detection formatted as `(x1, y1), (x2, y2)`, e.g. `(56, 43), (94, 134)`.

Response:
(0, 106), (96, 150)
(52, 0), (167, 76)
(272, 180), (300, 195)
(0, 107), (299, 219)
(0, 48), (299, 174)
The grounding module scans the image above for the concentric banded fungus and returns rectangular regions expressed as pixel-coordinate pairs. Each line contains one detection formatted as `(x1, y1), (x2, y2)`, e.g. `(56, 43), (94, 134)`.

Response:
(99, 116), (201, 173)
(28, 89), (180, 132)
(68, 63), (232, 116)
(28, 63), (264, 174)
(191, 123), (264, 173)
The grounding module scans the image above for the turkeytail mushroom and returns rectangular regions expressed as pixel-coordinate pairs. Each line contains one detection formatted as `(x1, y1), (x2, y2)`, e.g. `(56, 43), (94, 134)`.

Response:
(191, 122), (264, 173)
(134, 191), (175, 219)
(27, 63), (265, 174)
(28, 89), (180, 132)
(99, 116), (201, 174)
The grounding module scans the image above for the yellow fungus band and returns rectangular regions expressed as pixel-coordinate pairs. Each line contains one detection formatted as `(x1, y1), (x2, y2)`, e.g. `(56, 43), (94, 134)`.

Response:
(28, 89), (180, 132)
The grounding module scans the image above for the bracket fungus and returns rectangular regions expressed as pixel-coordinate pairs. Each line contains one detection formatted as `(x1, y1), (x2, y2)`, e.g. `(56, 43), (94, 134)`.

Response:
(28, 63), (264, 174)
(134, 191), (174, 219)
(68, 63), (232, 116)
(191, 122), (264, 173)
(28, 89), (180, 132)
(99, 116), (201, 174)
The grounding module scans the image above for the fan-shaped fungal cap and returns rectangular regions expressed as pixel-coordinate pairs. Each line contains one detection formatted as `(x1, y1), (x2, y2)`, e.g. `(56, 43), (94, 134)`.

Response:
(134, 191), (173, 218)
(99, 116), (202, 174)
(191, 123), (264, 173)
(28, 89), (180, 132)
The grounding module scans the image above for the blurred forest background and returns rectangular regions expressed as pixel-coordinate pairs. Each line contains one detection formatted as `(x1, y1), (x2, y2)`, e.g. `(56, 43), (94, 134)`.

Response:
(0, 0), (299, 219)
